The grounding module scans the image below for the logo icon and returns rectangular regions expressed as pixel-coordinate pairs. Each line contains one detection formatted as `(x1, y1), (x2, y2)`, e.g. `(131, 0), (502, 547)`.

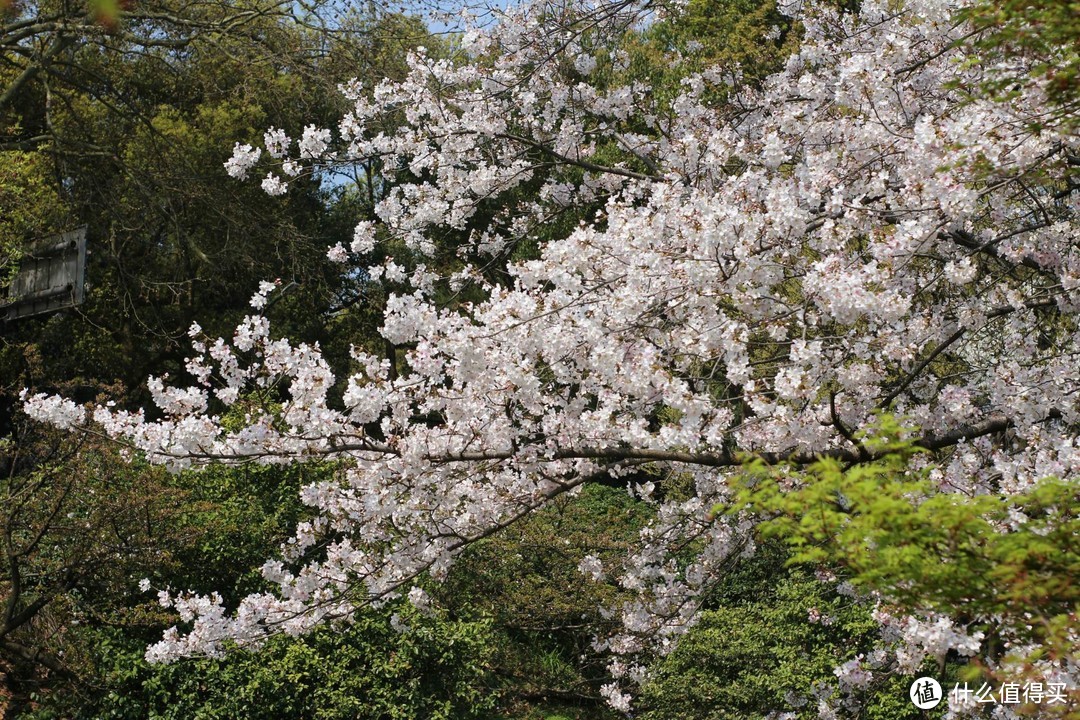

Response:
(910, 677), (943, 709)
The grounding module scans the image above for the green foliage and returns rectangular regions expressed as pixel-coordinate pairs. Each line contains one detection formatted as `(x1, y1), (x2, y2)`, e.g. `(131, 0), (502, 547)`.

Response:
(1, 6), (471, 714)
(639, 556), (886, 720)
(639, 0), (799, 86)
(88, 0), (121, 26)
(0, 423), (193, 714)
(155, 462), (312, 603)
(8, 453), (498, 719)
(445, 483), (646, 719)
(0, 151), (70, 282)
(21, 2), (1078, 718)
(39, 605), (496, 720)
(959, 0), (1080, 125)
(732, 417), (1080, 686)
(0, 3), (432, 401)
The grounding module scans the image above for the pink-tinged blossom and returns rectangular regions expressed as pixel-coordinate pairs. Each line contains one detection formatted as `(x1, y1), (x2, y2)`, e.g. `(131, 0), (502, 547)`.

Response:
(600, 682), (632, 713)
(298, 125), (331, 159)
(30, 0), (1080, 707)
(261, 173), (287, 196)
(326, 243), (348, 263)
(834, 656), (872, 689)
(263, 127), (291, 158)
(22, 392), (85, 429)
(351, 220), (377, 254)
(578, 555), (604, 581)
(249, 280), (279, 310)
(223, 143), (260, 180)
(407, 586), (432, 614)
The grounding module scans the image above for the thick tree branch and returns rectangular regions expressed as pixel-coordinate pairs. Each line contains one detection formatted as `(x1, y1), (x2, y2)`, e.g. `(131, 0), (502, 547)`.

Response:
(159, 410), (1048, 470)
(0, 34), (73, 111)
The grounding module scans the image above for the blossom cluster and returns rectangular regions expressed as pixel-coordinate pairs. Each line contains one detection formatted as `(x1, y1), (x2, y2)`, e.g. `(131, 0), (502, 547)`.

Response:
(26, 0), (1080, 711)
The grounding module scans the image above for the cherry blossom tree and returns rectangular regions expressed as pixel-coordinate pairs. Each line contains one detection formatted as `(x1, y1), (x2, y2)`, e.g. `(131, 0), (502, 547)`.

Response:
(26, 0), (1079, 713)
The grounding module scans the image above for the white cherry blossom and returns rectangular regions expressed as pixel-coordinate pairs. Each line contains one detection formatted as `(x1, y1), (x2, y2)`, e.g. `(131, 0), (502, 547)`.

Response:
(26, 0), (1080, 709)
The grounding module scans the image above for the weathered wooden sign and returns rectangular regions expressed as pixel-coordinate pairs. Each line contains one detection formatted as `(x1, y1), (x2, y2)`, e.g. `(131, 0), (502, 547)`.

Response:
(3, 227), (87, 322)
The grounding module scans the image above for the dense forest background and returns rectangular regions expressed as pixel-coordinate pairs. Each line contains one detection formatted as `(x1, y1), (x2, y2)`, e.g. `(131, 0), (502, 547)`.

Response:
(2, 0), (1077, 717)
